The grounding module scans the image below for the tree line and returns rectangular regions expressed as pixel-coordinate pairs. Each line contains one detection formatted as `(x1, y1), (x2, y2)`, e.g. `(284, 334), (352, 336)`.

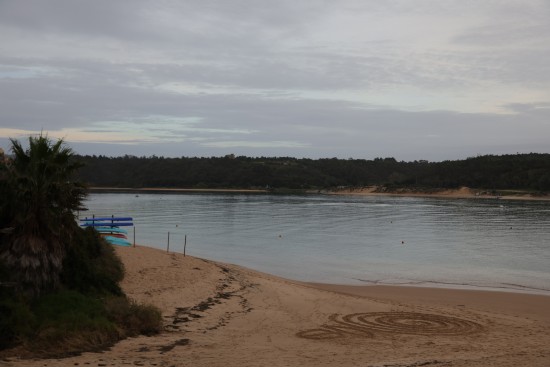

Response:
(75, 153), (550, 192)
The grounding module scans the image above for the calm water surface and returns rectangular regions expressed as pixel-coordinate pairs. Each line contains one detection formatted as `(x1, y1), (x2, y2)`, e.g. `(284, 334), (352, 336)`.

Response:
(82, 193), (550, 294)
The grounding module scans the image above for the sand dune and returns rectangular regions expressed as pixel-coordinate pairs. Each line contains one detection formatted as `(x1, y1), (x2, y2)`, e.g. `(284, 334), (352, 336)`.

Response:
(4, 245), (550, 366)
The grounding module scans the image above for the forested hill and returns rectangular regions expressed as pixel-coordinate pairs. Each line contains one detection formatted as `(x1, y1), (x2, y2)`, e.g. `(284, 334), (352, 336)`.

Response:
(75, 153), (550, 192)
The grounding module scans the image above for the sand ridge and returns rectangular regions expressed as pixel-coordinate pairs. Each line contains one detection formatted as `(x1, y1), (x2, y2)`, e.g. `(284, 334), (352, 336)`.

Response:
(3, 245), (549, 367)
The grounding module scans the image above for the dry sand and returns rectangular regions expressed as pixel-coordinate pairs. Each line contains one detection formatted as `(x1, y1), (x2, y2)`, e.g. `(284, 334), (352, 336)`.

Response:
(3, 245), (550, 367)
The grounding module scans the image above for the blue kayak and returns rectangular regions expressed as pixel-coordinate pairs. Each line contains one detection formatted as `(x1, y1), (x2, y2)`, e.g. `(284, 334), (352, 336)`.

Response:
(103, 236), (132, 247)
(94, 227), (128, 234)
(80, 217), (133, 222)
(81, 222), (134, 227)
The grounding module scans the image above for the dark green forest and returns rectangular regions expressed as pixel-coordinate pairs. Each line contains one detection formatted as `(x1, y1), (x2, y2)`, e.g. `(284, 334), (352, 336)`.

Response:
(75, 153), (550, 192)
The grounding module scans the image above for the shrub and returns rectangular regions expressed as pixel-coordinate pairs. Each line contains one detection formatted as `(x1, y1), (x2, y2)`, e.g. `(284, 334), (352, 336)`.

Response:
(0, 229), (162, 357)
(0, 296), (34, 350)
(105, 296), (163, 337)
(60, 227), (124, 296)
(0, 290), (162, 358)
(28, 291), (120, 356)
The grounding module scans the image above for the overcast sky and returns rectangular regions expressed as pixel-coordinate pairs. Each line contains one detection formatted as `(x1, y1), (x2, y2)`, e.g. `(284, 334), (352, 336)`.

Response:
(1, 0), (549, 161)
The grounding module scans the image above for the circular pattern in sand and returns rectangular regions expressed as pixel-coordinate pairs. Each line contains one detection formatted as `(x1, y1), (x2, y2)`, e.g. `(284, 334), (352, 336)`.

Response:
(297, 312), (484, 340)
(347, 312), (483, 335)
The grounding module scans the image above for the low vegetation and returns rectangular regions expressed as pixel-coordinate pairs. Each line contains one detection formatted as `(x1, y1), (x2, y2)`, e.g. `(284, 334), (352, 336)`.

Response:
(0, 135), (162, 358)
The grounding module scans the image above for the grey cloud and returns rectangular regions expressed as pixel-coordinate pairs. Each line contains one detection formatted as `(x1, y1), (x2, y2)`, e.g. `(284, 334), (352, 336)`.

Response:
(2, 62), (548, 160)
(1, 0), (549, 161)
(503, 102), (550, 122)
(0, 1), (153, 40)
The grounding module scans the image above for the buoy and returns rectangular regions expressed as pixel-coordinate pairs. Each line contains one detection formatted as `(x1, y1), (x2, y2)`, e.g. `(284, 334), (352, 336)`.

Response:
(401, 241), (405, 244)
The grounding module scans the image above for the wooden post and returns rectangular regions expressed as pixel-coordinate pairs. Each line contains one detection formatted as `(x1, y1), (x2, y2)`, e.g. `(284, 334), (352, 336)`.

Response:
(167, 232), (170, 252)
(133, 226), (136, 248)
(184, 235), (187, 257)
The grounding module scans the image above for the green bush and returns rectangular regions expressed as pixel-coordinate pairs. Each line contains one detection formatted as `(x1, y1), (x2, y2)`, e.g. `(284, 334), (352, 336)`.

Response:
(33, 290), (107, 324)
(105, 296), (163, 337)
(60, 227), (124, 296)
(0, 258), (32, 350)
(28, 291), (120, 356)
(0, 229), (162, 357)
(0, 296), (34, 350)
(0, 290), (163, 357)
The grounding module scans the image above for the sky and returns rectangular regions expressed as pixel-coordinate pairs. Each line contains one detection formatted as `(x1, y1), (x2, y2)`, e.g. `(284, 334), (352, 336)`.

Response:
(0, 0), (549, 161)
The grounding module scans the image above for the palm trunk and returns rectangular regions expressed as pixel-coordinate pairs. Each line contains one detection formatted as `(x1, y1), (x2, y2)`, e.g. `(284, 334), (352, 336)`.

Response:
(1, 233), (65, 297)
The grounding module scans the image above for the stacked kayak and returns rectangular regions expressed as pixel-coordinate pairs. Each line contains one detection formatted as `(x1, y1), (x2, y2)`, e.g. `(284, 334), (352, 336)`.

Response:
(80, 216), (133, 247)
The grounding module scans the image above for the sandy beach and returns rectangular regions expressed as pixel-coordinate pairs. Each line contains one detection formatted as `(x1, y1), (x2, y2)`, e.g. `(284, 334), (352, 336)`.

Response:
(327, 186), (550, 201)
(3, 245), (550, 367)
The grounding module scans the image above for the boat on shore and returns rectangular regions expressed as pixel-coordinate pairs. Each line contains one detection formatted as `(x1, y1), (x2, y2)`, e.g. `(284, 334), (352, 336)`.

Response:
(102, 235), (132, 247)
(80, 216), (133, 246)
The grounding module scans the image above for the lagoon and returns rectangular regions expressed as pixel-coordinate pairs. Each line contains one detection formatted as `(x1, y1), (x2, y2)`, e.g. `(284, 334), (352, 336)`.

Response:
(82, 192), (550, 295)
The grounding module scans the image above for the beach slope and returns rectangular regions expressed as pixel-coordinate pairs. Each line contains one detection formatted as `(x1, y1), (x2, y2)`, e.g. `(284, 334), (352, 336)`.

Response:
(4, 245), (549, 366)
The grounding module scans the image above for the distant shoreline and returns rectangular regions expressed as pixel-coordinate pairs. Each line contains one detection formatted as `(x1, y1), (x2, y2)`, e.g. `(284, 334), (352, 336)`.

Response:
(89, 187), (269, 194)
(88, 185), (550, 201)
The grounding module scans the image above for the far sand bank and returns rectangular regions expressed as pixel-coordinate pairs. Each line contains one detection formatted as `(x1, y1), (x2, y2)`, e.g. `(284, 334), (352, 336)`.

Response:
(326, 185), (550, 201)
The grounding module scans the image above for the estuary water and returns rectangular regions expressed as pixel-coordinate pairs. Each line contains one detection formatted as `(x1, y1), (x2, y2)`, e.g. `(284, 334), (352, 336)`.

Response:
(82, 193), (550, 295)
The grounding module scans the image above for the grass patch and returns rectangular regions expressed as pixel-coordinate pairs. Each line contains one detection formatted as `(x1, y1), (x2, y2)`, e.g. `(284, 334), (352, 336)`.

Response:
(0, 296), (34, 350)
(0, 291), (163, 358)
(28, 291), (119, 357)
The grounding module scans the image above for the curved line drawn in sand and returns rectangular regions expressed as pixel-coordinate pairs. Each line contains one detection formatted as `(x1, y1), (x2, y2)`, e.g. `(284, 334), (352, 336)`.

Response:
(296, 312), (484, 340)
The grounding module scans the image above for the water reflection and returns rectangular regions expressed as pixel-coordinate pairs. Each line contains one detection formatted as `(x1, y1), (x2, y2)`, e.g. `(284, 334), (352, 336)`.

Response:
(83, 193), (550, 294)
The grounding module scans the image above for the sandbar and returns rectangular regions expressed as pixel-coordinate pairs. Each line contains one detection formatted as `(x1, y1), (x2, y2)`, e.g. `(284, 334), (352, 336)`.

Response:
(326, 185), (550, 201)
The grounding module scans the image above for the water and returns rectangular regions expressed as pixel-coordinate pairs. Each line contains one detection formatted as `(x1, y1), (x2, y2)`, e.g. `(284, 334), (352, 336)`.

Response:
(81, 193), (550, 295)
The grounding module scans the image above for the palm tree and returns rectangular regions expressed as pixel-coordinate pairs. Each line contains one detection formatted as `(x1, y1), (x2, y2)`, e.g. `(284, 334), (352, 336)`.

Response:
(0, 134), (86, 297)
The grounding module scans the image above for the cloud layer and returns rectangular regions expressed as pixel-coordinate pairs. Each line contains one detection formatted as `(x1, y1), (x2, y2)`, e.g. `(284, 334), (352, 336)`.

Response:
(1, 0), (549, 160)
